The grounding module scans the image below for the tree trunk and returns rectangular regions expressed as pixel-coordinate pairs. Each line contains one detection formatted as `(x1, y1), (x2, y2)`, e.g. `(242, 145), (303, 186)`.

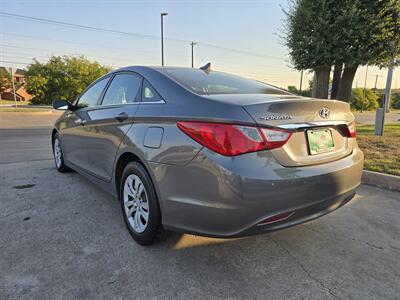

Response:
(331, 64), (342, 99)
(311, 66), (330, 99)
(336, 65), (358, 102)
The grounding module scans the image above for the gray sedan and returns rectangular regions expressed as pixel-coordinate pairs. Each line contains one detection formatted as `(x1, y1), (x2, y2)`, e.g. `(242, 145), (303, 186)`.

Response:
(52, 66), (363, 245)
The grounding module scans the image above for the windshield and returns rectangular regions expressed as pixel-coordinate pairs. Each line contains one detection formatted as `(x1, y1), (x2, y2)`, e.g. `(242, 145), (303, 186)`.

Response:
(164, 68), (290, 95)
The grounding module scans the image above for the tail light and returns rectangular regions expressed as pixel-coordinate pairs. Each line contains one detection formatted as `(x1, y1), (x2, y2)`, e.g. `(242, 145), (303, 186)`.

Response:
(340, 121), (357, 138)
(177, 122), (292, 156)
(347, 121), (357, 138)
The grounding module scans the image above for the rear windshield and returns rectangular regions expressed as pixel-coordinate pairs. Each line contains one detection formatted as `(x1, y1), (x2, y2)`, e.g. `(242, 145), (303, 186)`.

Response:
(164, 68), (290, 95)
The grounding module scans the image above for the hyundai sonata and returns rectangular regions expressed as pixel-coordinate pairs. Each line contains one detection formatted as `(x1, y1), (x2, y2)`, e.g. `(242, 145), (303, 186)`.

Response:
(52, 66), (363, 245)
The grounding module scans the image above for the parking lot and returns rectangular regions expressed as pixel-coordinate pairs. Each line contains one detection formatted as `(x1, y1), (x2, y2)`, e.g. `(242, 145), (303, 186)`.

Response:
(1, 112), (399, 299)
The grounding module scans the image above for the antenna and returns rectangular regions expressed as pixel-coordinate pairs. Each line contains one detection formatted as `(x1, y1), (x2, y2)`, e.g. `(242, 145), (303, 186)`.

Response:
(200, 62), (211, 74)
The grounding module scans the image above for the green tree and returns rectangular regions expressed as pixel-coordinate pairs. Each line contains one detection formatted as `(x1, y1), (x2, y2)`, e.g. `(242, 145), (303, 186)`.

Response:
(350, 88), (379, 111)
(25, 56), (110, 105)
(283, 0), (400, 101)
(0, 68), (12, 94)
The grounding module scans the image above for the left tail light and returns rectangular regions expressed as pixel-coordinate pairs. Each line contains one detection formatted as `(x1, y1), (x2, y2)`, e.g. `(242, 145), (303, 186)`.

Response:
(177, 121), (292, 156)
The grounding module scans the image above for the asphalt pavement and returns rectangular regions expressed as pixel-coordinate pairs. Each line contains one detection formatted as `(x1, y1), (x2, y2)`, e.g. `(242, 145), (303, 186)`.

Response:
(0, 112), (399, 299)
(355, 111), (400, 124)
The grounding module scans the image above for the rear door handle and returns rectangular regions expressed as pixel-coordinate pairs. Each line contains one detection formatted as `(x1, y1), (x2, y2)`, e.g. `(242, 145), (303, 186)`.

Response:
(75, 118), (86, 126)
(115, 112), (129, 122)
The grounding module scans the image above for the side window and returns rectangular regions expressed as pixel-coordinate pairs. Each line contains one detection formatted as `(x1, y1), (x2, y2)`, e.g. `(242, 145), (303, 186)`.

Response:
(77, 77), (109, 108)
(142, 80), (163, 102)
(101, 73), (142, 106)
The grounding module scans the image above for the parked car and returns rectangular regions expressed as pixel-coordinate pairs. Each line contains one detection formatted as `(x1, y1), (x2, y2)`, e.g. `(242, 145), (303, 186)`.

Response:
(52, 66), (364, 245)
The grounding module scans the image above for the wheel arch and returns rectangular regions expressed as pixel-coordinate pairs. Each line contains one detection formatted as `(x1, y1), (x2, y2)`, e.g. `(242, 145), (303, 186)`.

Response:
(114, 152), (160, 202)
(51, 128), (58, 150)
(114, 151), (163, 222)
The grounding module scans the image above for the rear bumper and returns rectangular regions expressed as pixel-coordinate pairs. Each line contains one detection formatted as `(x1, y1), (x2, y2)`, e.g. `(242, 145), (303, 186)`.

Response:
(149, 148), (364, 238)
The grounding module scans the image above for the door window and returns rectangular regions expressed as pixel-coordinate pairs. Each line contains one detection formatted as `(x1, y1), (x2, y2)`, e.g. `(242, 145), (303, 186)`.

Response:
(102, 73), (142, 106)
(142, 79), (163, 102)
(77, 77), (109, 108)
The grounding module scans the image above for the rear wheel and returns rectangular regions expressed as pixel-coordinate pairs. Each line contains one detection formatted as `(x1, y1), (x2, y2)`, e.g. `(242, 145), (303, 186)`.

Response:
(53, 133), (71, 173)
(119, 162), (162, 245)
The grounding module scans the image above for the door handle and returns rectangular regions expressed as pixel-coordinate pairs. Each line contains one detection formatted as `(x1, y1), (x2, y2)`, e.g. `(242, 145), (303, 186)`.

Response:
(115, 112), (129, 122)
(75, 118), (86, 126)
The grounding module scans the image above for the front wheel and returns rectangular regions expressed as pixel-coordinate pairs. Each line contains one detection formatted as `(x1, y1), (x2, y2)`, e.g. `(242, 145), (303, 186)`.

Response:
(53, 133), (71, 173)
(120, 162), (162, 246)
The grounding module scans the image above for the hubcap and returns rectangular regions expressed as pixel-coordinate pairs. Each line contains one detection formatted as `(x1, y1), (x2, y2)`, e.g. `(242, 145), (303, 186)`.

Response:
(123, 174), (149, 233)
(54, 138), (62, 168)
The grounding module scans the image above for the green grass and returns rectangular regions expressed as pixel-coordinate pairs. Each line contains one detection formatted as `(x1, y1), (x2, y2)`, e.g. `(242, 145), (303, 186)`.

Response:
(357, 124), (400, 176)
(0, 99), (32, 105)
(0, 107), (49, 112)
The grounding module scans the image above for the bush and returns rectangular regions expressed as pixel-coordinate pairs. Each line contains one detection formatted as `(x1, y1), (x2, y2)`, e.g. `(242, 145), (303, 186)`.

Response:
(350, 88), (379, 111)
(391, 92), (400, 109)
(287, 85), (312, 97)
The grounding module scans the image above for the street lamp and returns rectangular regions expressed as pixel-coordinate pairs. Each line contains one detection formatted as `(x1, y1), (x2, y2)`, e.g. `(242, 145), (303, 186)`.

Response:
(161, 12), (168, 66)
(190, 42), (197, 68)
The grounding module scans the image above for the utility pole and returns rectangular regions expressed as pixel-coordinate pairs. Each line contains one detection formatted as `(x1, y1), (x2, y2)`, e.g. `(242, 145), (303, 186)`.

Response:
(361, 65), (368, 113)
(8, 67), (17, 109)
(190, 42), (197, 68)
(384, 60), (395, 113)
(160, 12), (168, 66)
(374, 74), (379, 90)
(299, 70), (303, 93)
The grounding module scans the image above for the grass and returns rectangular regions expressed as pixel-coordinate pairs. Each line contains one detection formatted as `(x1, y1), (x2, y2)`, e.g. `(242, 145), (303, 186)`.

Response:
(0, 99), (32, 105)
(357, 124), (400, 176)
(0, 107), (50, 112)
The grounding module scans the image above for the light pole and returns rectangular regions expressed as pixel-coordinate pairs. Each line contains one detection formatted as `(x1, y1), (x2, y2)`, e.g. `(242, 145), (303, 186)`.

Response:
(299, 70), (303, 93)
(161, 12), (168, 66)
(361, 65), (368, 113)
(190, 42), (197, 68)
(8, 67), (17, 109)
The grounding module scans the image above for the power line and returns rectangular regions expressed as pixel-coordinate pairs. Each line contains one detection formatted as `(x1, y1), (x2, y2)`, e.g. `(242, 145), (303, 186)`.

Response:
(0, 60), (30, 65)
(0, 11), (189, 43)
(1, 32), (286, 69)
(0, 11), (284, 60)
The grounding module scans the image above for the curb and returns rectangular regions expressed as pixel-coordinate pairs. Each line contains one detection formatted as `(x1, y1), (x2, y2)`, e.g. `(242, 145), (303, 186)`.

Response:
(362, 170), (400, 192)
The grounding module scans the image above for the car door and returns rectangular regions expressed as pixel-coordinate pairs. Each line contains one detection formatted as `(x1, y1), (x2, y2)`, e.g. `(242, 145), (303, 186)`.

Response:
(78, 72), (142, 181)
(61, 76), (110, 171)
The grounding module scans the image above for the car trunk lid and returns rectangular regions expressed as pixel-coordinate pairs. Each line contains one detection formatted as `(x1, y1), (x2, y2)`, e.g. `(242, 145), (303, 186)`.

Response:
(203, 94), (356, 167)
(242, 96), (355, 167)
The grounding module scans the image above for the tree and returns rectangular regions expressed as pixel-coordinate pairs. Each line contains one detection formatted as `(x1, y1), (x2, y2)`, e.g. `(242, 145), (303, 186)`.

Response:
(283, 0), (336, 99)
(0, 68), (12, 94)
(25, 56), (110, 105)
(283, 0), (400, 101)
(350, 88), (379, 111)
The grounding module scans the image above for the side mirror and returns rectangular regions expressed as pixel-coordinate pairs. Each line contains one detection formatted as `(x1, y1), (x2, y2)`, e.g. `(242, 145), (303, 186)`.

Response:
(53, 100), (74, 110)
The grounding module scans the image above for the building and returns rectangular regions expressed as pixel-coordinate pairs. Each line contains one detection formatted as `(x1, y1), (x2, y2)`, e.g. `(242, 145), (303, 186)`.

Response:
(0, 66), (32, 102)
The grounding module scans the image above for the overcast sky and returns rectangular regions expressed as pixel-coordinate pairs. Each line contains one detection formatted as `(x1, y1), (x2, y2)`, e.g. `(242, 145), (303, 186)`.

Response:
(0, 0), (398, 89)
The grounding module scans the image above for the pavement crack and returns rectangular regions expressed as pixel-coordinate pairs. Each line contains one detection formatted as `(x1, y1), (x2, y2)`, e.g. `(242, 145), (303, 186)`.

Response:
(271, 237), (339, 299)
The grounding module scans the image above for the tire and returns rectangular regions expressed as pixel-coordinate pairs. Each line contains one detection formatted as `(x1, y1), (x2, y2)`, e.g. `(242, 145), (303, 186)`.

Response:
(119, 161), (162, 246)
(53, 132), (71, 173)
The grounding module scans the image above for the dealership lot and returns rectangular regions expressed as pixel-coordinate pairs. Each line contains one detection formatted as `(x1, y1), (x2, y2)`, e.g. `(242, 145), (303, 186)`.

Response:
(0, 113), (399, 299)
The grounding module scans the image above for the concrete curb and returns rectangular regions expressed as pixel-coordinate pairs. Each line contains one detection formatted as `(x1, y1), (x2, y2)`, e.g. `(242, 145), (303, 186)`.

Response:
(362, 170), (400, 192)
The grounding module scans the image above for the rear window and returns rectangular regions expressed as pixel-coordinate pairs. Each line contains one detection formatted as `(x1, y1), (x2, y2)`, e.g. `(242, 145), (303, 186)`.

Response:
(164, 69), (290, 95)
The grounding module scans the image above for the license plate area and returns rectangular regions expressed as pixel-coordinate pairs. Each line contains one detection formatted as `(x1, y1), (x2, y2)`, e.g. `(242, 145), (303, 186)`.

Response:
(306, 128), (334, 155)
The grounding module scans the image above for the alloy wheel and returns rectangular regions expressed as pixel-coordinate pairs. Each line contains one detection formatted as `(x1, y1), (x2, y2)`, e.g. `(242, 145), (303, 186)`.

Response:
(123, 174), (149, 233)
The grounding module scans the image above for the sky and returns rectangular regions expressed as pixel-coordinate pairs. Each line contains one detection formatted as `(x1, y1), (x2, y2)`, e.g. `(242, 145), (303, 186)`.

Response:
(0, 0), (398, 90)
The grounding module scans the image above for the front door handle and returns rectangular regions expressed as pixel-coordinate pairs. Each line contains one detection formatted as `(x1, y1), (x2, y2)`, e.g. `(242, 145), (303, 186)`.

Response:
(115, 112), (129, 122)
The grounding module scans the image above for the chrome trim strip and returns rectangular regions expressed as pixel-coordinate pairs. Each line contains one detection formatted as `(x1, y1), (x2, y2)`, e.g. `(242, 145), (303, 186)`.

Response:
(278, 120), (349, 130)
